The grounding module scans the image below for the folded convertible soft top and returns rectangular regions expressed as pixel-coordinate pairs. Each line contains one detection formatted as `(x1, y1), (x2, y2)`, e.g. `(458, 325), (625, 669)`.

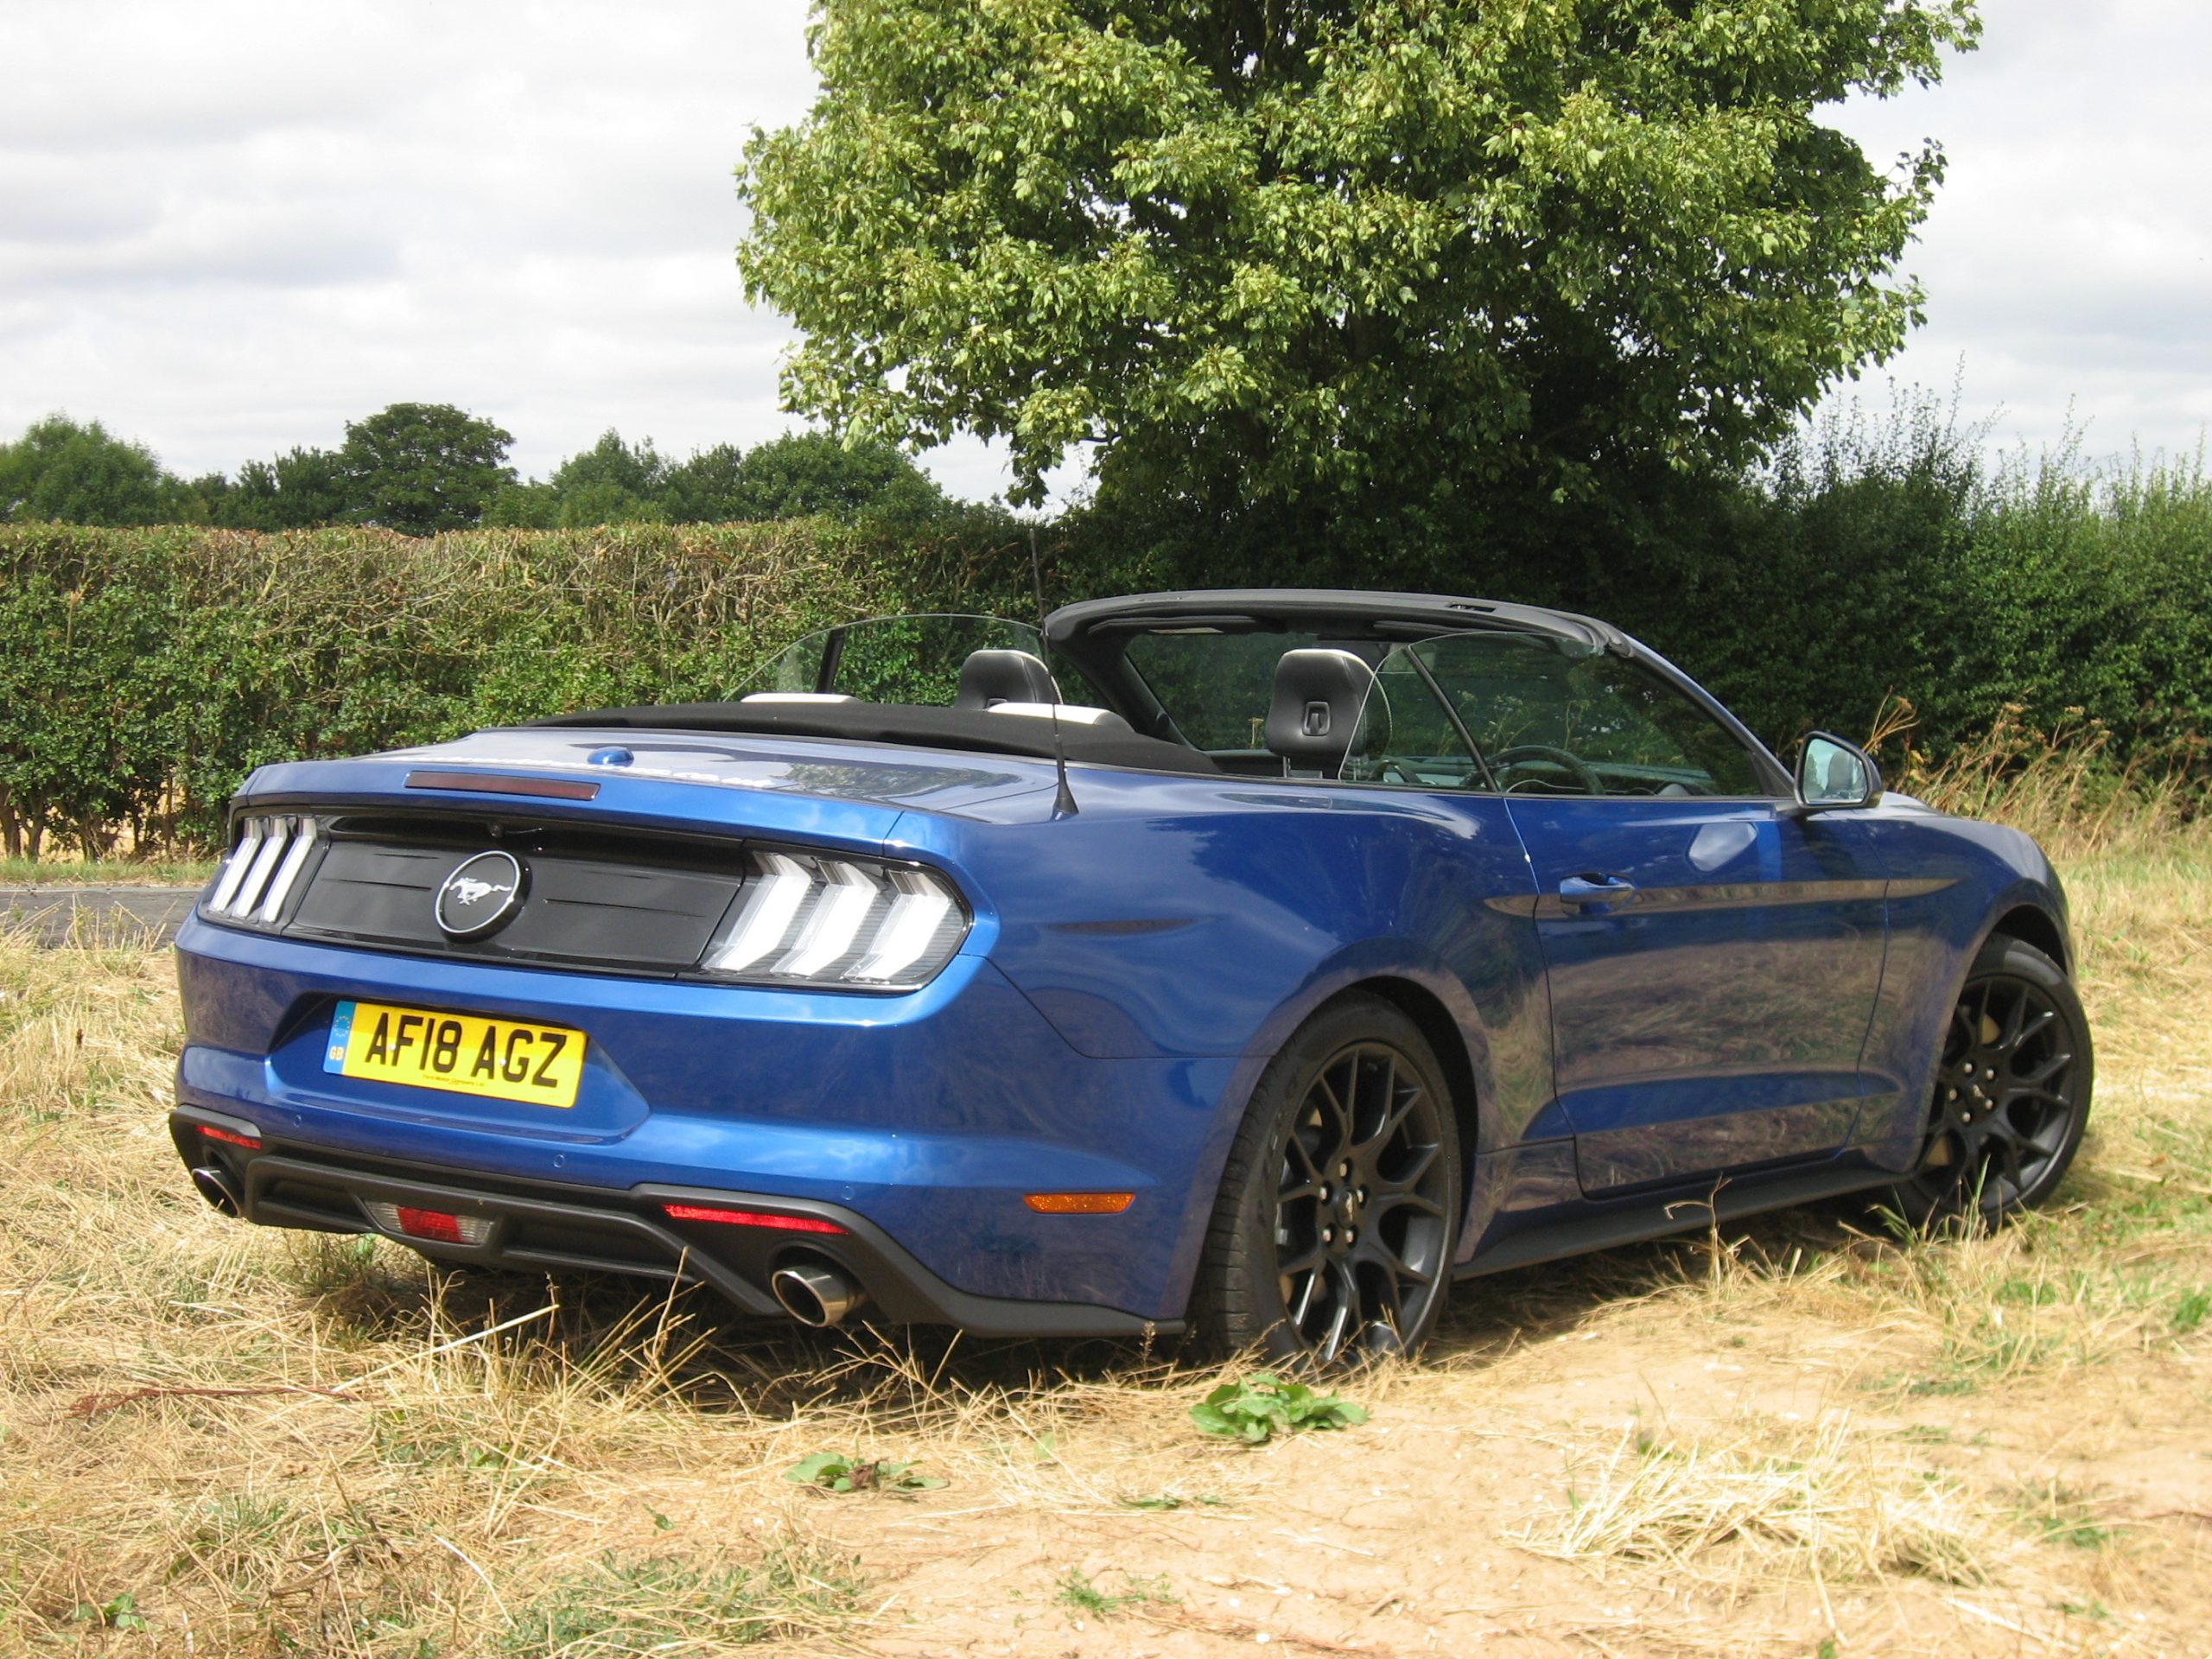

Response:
(527, 700), (1223, 775)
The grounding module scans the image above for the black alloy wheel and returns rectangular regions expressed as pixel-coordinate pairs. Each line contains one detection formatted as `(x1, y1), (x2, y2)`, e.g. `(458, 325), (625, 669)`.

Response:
(1893, 935), (2093, 1228)
(1191, 996), (1461, 1364)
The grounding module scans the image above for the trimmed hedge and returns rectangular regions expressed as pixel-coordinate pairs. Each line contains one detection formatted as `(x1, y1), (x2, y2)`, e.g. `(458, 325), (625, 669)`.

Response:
(7, 429), (2208, 860)
(1624, 427), (2212, 777)
(0, 519), (1064, 856)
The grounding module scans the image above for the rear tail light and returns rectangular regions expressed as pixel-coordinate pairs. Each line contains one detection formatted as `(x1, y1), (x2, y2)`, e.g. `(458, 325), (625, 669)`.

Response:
(204, 814), (322, 924)
(661, 1203), (847, 1235)
(699, 852), (967, 991)
(198, 1124), (262, 1150)
(362, 1202), (493, 1245)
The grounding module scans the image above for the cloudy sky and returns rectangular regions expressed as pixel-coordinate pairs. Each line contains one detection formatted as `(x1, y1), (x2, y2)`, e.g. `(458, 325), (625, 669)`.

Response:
(3, 1), (2207, 502)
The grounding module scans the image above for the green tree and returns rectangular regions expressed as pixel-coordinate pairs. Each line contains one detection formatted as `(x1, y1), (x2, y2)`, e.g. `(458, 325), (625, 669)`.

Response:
(339, 403), (515, 535)
(738, 0), (1978, 539)
(488, 430), (677, 527)
(546, 429), (669, 526)
(662, 442), (748, 522)
(0, 415), (187, 525)
(214, 447), (351, 531)
(482, 480), (559, 528)
(726, 431), (946, 524)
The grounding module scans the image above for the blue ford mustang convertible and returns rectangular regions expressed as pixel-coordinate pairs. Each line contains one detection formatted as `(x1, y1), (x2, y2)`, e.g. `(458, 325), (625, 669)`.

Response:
(171, 590), (2092, 1361)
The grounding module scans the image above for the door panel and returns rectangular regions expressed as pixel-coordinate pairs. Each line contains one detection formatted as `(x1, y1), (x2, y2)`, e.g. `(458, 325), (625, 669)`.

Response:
(1506, 798), (1887, 1193)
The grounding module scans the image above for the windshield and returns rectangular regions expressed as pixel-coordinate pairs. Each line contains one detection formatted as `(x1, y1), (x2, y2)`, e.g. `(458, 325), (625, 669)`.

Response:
(740, 613), (1048, 705)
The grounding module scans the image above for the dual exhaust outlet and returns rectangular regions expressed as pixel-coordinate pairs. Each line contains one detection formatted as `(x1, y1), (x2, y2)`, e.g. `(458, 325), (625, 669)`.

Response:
(192, 1163), (866, 1328)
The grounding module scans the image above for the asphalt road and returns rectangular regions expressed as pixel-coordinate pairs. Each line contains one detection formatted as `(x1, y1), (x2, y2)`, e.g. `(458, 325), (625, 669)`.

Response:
(0, 887), (199, 948)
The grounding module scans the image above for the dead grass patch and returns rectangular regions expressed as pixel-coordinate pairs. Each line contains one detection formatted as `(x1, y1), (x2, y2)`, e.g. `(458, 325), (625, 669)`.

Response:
(1517, 1413), (2007, 1586)
(3, 817), (2209, 1656)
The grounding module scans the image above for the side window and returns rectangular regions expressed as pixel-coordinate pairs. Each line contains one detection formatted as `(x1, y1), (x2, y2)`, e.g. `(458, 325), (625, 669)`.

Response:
(1414, 636), (1771, 798)
(1338, 649), (1483, 788)
(1125, 631), (1320, 752)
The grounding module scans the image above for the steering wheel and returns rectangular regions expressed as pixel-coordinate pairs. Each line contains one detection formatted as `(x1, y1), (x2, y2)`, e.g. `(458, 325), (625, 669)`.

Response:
(1489, 743), (1605, 796)
(1376, 758), (1422, 785)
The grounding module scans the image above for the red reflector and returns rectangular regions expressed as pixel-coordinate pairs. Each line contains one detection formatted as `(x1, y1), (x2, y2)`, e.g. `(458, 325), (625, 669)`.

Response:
(661, 1203), (846, 1235)
(395, 1206), (465, 1243)
(1023, 1192), (1135, 1215)
(199, 1125), (262, 1150)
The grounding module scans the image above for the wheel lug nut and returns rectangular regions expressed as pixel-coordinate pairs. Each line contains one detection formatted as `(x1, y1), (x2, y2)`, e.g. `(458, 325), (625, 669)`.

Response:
(1338, 1162), (1351, 1179)
(1321, 1226), (1333, 1243)
(1319, 1185), (1332, 1202)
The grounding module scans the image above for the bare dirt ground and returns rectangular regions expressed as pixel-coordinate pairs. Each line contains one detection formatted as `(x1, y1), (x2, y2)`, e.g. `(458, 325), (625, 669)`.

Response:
(3, 841), (2207, 1657)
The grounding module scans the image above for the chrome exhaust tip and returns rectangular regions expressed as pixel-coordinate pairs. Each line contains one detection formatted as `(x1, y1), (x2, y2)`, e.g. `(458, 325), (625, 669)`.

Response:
(190, 1165), (242, 1217)
(770, 1258), (867, 1328)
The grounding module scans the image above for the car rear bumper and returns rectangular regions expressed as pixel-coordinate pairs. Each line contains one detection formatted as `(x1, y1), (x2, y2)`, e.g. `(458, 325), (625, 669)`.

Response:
(170, 1103), (1178, 1337)
(172, 914), (1245, 1325)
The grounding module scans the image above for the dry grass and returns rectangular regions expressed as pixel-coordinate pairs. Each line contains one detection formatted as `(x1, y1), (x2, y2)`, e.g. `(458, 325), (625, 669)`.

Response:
(3, 781), (2210, 1656)
(1516, 1414), (2005, 1586)
(1884, 697), (2209, 863)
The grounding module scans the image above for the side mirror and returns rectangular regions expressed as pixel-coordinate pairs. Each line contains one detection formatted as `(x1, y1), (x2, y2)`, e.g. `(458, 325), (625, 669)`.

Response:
(1794, 732), (1882, 812)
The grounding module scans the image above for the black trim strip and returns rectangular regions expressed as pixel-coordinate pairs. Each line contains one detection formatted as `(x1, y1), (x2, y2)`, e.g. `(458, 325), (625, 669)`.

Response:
(1459, 1160), (1886, 1278)
(406, 770), (601, 801)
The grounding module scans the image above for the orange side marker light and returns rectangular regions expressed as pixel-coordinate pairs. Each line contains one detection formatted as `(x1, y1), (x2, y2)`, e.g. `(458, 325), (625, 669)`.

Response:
(1022, 1192), (1135, 1215)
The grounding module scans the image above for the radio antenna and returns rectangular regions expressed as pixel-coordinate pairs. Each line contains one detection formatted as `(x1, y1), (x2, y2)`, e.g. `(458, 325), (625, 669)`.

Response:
(1030, 525), (1078, 818)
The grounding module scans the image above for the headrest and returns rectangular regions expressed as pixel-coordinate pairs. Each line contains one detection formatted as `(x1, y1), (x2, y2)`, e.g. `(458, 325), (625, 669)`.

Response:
(956, 648), (1059, 710)
(1265, 649), (1380, 775)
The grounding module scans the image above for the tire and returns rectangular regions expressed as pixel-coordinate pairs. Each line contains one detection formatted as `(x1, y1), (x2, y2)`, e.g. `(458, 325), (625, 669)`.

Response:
(1890, 935), (2094, 1230)
(1189, 995), (1462, 1364)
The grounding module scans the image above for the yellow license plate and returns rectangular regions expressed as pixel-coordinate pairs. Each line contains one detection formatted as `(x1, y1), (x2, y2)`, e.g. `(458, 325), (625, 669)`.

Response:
(323, 1000), (586, 1108)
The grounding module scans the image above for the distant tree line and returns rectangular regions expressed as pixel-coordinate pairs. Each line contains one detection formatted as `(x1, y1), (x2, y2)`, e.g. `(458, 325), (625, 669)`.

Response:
(0, 404), (951, 537)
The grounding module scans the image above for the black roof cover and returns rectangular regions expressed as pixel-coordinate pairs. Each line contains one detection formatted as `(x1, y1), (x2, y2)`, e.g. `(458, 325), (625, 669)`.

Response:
(526, 701), (1221, 775)
(1044, 589), (1630, 656)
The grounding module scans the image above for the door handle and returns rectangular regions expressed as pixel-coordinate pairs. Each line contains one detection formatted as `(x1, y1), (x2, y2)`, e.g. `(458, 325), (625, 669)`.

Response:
(1559, 874), (1637, 910)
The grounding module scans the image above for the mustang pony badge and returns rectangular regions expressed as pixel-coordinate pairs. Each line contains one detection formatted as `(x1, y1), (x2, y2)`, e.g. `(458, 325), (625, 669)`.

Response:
(434, 850), (525, 938)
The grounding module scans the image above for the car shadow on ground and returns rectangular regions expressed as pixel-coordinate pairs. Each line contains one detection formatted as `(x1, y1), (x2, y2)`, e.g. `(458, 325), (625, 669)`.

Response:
(297, 1195), (1891, 1416)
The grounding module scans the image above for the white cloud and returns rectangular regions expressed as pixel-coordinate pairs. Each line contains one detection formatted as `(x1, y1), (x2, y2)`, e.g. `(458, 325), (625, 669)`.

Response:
(1824, 0), (2212, 464)
(2, 0), (2205, 505)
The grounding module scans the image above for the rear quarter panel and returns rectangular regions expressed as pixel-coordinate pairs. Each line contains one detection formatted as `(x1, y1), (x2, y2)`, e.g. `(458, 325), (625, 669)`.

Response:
(889, 769), (1555, 1288)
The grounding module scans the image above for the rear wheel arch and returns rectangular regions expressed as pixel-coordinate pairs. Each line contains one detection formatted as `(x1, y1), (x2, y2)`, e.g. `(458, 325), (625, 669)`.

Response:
(1187, 987), (1465, 1361)
(1337, 976), (1484, 1173)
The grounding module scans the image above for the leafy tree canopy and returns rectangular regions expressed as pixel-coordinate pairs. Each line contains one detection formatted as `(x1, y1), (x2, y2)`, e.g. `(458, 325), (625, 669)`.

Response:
(211, 447), (352, 531)
(486, 430), (947, 525)
(340, 402), (516, 535)
(487, 431), (671, 527)
(723, 431), (947, 524)
(548, 429), (671, 524)
(738, 0), (1979, 526)
(661, 442), (748, 523)
(0, 415), (188, 526)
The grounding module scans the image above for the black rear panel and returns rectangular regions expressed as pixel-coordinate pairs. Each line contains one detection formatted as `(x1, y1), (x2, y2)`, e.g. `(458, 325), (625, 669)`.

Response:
(238, 811), (745, 976)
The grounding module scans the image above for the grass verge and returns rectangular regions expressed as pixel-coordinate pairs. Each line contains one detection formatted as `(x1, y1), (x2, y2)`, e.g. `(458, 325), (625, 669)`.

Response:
(0, 857), (216, 887)
(2, 801), (2208, 1654)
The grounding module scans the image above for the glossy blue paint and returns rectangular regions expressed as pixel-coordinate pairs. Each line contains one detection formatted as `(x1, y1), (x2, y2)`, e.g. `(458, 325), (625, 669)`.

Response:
(1503, 797), (1887, 1193)
(172, 648), (2075, 1332)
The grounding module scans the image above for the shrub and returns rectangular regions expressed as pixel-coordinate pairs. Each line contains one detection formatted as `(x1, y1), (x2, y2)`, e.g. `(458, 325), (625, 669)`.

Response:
(0, 518), (1048, 856)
